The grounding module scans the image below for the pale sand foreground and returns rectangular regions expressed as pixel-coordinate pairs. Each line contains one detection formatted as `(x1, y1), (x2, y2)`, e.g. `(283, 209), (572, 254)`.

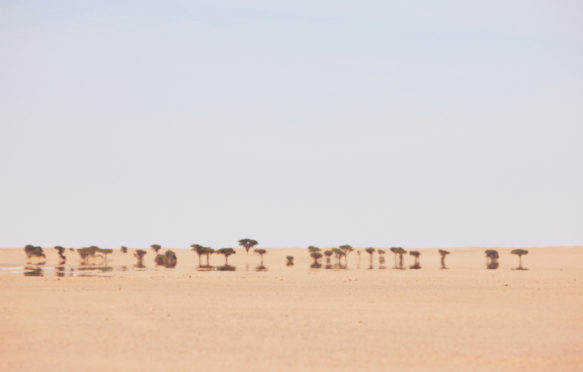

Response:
(1, 247), (582, 371)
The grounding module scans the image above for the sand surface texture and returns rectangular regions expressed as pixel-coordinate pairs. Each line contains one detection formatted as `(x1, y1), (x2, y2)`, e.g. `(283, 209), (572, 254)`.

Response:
(1, 246), (582, 371)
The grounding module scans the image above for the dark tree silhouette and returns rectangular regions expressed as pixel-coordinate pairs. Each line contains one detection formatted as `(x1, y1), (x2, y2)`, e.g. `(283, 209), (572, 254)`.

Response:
(286, 256), (294, 266)
(254, 248), (266, 266)
(308, 246), (322, 268)
(134, 249), (147, 268)
(390, 247), (407, 269)
(151, 244), (162, 254)
(485, 250), (499, 270)
(203, 247), (214, 267)
(77, 246), (100, 265)
(155, 250), (177, 268)
(238, 239), (258, 255)
(120, 246), (128, 254)
(216, 248), (236, 269)
(98, 248), (113, 265)
(191, 244), (205, 267)
(511, 249), (528, 270)
(24, 245), (45, 264)
(332, 248), (346, 269)
(54, 246), (66, 264)
(438, 249), (450, 269)
(365, 247), (375, 269)
(409, 250), (421, 269)
(377, 249), (386, 268)
(324, 250), (333, 268)
(339, 244), (353, 267)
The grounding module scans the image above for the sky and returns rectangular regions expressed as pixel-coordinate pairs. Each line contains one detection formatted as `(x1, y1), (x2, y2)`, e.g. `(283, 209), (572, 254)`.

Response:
(1, 0), (582, 249)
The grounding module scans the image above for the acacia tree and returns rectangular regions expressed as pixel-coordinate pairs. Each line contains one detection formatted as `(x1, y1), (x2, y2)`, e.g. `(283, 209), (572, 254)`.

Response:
(191, 244), (205, 266)
(339, 245), (353, 267)
(511, 249), (528, 270)
(120, 246), (128, 254)
(332, 248), (346, 268)
(409, 250), (421, 269)
(324, 250), (333, 268)
(254, 248), (267, 266)
(238, 239), (258, 255)
(54, 246), (66, 264)
(438, 249), (450, 269)
(151, 244), (162, 254)
(98, 248), (113, 265)
(286, 256), (294, 266)
(203, 247), (214, 267)
(134, 249), (147, 268)
(485, 250), (499, 270)
(365, 247), (375, 269)
(216, 248), (236, 268)
(390, 247), (407, 269)
(377, 249), (386, 268)
(155, 250), (177, 268)
(24, 245), (45, 264)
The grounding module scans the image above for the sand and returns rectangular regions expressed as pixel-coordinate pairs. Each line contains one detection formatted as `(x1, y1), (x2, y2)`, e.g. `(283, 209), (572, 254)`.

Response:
(1, 246), (582, 371)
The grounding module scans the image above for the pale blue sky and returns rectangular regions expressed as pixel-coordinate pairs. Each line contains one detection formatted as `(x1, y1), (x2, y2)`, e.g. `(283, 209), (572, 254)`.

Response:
(1, 1), (582, 249)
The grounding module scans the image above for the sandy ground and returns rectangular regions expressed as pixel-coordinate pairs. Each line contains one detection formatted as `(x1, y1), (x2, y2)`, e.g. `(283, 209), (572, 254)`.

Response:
(1, 246), (582, 371)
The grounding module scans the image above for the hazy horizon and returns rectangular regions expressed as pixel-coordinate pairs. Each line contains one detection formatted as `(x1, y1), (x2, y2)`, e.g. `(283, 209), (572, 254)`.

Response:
(1, 1), (582, 249)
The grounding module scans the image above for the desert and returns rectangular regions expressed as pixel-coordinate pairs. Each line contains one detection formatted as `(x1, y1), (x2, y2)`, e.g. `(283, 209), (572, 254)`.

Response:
(1, 246), (582, 371)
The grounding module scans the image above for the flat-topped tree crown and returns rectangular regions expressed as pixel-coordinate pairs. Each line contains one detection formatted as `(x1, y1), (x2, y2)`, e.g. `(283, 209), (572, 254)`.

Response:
(151, 244), (162, 253)
(365, 247), (375, 255)
(438, 249), (450, 256)
(390, 247), (406, 254)
(254, 248), (266, 255)
(308, 246), (320, 254)
(120, 246), (128, 254)
(409, 250), (420, 257)
(511, 249), (529, 256)
(485, 249), (499, 259)
(216, 248), (236, 266)
(339, 245), (353, 254)
(238, 239), (258, 255)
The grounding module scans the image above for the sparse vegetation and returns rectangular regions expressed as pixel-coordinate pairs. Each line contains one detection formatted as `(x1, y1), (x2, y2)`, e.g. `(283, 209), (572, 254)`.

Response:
(378, 249), (386, 268)
(24, 245), (45, 264)
(98, 248), (113, 265)
(409, 250), (421, 269)
(151, 244), (162, 254)
(191, 244), (205, 266)
(286, 256), (294, 266)
(254, 248), (267, 267)
(511, 249), (528, 270)
(485, 250), (499, 270)
(324, 250), (333, 268)
(54, 246), (66, 264)
(238, 239), (258, 255)
(438, 249), (450, 269)
(216, 248), (236, 270)
(339, 244), (353, 266)
(134, 249), (147, 268)
(390, 247), (407, 269)
(77, 246), (100, 265)
(308, 246), (322, 268)
(121, 246), (128, 254)
(155, 250), (177, 268)
(365, 247), (375, 269)
(332, 248), (346, 269)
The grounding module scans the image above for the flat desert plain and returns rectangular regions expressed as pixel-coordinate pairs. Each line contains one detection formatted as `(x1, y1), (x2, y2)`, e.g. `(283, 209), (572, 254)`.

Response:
(1, 246), (582, 371)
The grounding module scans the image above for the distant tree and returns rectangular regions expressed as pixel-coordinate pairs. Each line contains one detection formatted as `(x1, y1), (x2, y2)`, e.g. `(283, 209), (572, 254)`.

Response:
(511, 249), (528, 270)
(24, 245), (45, 264)
(308, 246), (320, 254)
(332, 248), (346, 268)
(390, 247), (407, 269)
(485, 250), (499, 270)
(286, 256), (294, 266)
(365, 247), (375, 269)
(339, 244), (353, 266)
(324, 250), (333, 266)
(120, 246), (128, 254)
(151, 244), (162, 254)
(77, 246), (100, 265)
(409, 250), (421, 269)
(203, 247), (214, 267)
(54, 246), (66, 264)
(191, 244), (205, 266)
(378, 249), (386, 268)
(216, 248), (236, 267)
(155, 250), (177, 268)
(438, 249), (450, 269)
(254, 248), (267, 266)
(238, 239), (258, 255)
(357, 250), (362, 268)
(134, 249), (147, 268)
(98, 248), (113, 265)
(310, 252), (323, 268)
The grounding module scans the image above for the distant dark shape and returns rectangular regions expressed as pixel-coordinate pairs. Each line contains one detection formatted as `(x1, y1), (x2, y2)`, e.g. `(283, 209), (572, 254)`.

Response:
(24, 245), (45, 264)
(191, 244), (205, 267)
(324, 250), (333, 269)
(332, 248), (346, 269)
(151, 244), (162, 254)
(155, 250), (177, 268)
(390, 247), (407, 269)
(339, 245), (353, 267)
(55, 266), (65, 277)
(134, 249), (147, 268)
(438, 249), (450, 269)
(511, 249), (529, 270)
(485, 250), (499, 270)
(54, 246), (66, 265)
(98, 248), (113, 265)
(238, 239), (258, 255)
(120, 246), (128, 254)
(69, 248), (75, 252)
(377, 249), (386, 269)
(286, 256), (294, 266)
(409, 250), (421, 269)
(254, 248), (267, 267)
(216, 248), (236, 271)
(310, 254), (322, 269)
(24, 266), (43, 277)
(77, 246), (100, 265)
(356, 250), (362, 269)
(365, 247), (375, 269)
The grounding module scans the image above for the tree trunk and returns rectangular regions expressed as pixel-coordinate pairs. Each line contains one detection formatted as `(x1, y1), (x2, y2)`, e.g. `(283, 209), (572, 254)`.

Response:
(260, 255), (264, 266)
(399, 254), (404, 268)
(518, 255), (523, 269)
